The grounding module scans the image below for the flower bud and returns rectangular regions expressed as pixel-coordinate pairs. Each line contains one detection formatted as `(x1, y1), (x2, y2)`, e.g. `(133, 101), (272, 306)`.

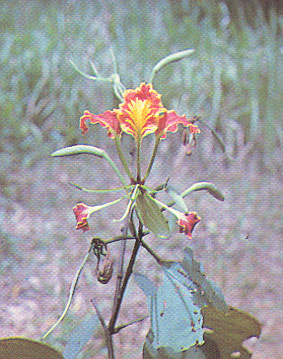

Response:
(97, 251), (113, 284)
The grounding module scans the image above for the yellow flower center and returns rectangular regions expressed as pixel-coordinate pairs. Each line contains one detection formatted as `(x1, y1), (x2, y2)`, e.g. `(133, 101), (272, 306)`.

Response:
(125, 99), (157, 137)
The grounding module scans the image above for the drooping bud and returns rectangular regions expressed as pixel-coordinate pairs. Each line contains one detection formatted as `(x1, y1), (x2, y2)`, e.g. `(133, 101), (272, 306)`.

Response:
(97, 251), (114, 284)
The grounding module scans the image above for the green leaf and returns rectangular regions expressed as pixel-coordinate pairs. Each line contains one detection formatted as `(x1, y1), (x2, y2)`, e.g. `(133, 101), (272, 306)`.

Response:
(149, 266), (205, 352)
(0, 337), (63, 359)
(51, 145), (105, 158)
(51, 145), (128, 185)
(150, 49), (195, 83)
(143, 327), (205, 358)
(140, 247), (229, 356)
(136, 193), (170, 239)
(180, 247), (228, 311)
(63, 314), (99, 359)
(143, 330), (206, 358)
(166, 185), (188, 212)
(134, 273), (158, 297)
(181, 183), (225, 202)
(201, 305), (261, 359)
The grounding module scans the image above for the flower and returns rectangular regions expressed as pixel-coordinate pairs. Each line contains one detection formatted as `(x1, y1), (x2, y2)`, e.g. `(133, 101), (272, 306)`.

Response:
(73, 196), (127, 232)
(80, 83), (200, 141)
(178, 211), (201, 239)
(73, 203), (94, 232)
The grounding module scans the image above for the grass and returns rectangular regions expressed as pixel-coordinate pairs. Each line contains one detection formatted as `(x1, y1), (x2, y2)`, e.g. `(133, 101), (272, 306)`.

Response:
(1, 1), (282, 358)
(0, 0), (282, 170)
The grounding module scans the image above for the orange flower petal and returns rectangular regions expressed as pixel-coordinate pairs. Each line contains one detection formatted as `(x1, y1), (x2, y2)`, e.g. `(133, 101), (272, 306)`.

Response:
(80, 110), (122, 138)
(156, 111), (201, 139)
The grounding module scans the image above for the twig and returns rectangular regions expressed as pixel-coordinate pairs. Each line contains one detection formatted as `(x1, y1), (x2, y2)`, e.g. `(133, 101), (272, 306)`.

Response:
(91, 298), (114, 359)
(113, 315), (149, 334)
(108, 211), (132, 330)
(40, 241), (95, 340)
(140, 238), (163, 265)
(108, 219), (142, 333)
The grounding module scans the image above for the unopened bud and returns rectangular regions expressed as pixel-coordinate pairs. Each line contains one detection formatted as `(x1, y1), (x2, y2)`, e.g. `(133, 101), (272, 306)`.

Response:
(97, 252), (113, 284)
(182, 130), (197, 156)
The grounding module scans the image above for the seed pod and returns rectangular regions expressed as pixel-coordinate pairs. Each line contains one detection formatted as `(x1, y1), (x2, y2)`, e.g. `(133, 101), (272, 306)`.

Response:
(97, 251), (113, 284)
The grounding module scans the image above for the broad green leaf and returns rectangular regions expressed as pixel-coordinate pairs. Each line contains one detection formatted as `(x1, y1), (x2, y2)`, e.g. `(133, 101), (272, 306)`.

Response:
(134, 273), (158, 297)
(148, 268), (205, 352)
(63, 314), (99, 359)
(201, 305), (261, 359)
(143, 330), (206, 358)
(140, 247), (229, 355)
(180, 247), (228, 311)
(136, 193), (170, 239)
(0, 337), (63, 359)
(166, 185), (188, 212)
(138, 261), (206, 352)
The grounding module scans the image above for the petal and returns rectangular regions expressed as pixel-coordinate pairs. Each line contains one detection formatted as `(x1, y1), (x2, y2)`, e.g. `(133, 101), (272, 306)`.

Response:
(80, 110), (122, 138)
(178, 211), (201, 239)
(73, 203), (93, 232)
(117, 83), (165, 139)
(188, 122), (201, 135)
(123, 82), (163, 107)
(157, 111), (201, 139)
(76, 218), (90, 232)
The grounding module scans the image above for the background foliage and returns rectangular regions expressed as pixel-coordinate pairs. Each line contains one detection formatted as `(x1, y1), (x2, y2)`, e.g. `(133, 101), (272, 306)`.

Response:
(1, 0), (282, 358)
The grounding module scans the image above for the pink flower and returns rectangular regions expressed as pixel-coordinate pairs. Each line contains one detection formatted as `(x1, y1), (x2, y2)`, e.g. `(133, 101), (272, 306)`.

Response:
(178, 211), (201, 239)
(73, 203), (94, 232)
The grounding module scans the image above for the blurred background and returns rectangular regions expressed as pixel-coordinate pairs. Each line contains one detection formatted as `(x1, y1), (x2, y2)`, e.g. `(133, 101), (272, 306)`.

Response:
(0, 0), (282, 358)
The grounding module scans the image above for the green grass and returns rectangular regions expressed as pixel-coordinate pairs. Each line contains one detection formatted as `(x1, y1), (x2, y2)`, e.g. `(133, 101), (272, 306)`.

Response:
(1, 0), (282, 240)
(0, 0), (282, 177)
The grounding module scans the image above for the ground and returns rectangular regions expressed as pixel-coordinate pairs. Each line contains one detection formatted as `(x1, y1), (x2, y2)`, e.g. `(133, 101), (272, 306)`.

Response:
(1, 131), (282, 358)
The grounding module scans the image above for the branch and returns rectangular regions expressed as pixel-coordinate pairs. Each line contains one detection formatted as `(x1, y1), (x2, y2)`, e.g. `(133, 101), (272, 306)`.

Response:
(108, 219), (142, 333)
(91, 298), (114, 359)
(40, 241), (94, 340)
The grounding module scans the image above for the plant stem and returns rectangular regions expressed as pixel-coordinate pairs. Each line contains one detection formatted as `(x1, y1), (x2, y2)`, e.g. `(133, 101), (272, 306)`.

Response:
(108, 220), (142, 333)
(91, 298), (115, 359)
(40, 241), (95, 340)
(140, 238), (163, 265)
(113, 315), (148, 334)
(136, 137), (142, 182)
(114, 135), (134, 181)
(142, 136), (160, 183)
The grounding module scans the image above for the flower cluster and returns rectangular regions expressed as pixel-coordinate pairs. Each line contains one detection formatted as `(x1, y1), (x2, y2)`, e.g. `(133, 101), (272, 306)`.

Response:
(73, 83), (201, 239)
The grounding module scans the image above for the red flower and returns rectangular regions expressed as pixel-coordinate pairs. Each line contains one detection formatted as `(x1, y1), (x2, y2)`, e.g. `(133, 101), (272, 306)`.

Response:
(79, 83), (200, 141)
(73, 203), (94, 232)
(178, 211), (201, 239)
